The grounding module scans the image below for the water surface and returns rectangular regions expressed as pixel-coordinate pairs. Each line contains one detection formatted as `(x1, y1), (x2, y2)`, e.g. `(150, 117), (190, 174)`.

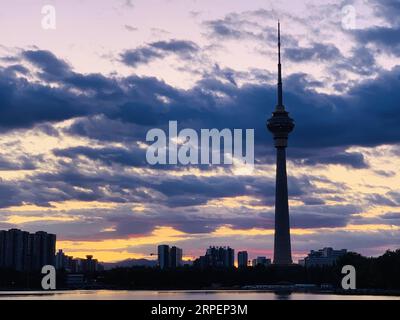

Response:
(0, 290), (399, 300)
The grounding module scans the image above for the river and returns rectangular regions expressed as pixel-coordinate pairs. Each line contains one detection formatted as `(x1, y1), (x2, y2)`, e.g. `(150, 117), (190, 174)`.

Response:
(0, 290), (399, 300)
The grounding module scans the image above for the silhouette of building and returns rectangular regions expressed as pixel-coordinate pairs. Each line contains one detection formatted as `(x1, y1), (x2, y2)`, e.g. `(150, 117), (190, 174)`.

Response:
(80, 255), (100, 273)
(56, 249), (80, 273)
(31, 231), (56, 271)
(267, 22), (295, 265)
(170, 246), (183, 268)
(56, 250), (103, 273)
(299, 248), (347, 267)
(158, 245), (170, 269)
(55, 249), (68, 270)
(0, 229), (55, 271)
(237, 251), (248, 268)
(157, 244), (183, 269)
(252, 256), (271, 267)
(194, 246), (234, 268)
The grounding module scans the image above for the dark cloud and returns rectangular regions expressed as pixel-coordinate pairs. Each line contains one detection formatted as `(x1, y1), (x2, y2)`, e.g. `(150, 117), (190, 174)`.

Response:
(22, 50), (70, 79)
(365, 193), (399, 207)
(2, 48), (399, 153)
(0, 67), (90, 130)
(121, 39), (198, 67)
(291, 149), (368, 169)
(150, 40), (198, 55)
(371, 0), (400, 26)
(381, 212), (400, 219)
(353, 27), (400, 56)
(0, 48), (399, 229)
(0, 155), (38, 171)
(121, 47), (164, 67)
(54, 146), (148, 167)
(205, 18), (245, 39)
(285, 43), (341, 62)
(0, 48), (399, 176)
(374, 169), (396, 177)
(0, 182), (22, 208)
(333, 46), (380, 77)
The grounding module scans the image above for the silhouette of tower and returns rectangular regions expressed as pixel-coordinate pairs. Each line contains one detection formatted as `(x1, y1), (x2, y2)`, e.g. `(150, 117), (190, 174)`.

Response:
(267, 22), (295, 265)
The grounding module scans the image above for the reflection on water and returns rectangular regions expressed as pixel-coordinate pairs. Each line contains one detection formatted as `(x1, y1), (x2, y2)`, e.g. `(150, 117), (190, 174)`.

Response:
(0, 290), (399, 300)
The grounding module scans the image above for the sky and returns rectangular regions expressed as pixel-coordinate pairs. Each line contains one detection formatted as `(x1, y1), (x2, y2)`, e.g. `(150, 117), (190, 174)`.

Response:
(0, 0), (399, 263)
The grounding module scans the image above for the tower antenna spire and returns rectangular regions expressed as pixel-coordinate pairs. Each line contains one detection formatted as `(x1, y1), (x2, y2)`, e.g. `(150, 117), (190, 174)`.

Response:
(277, 21), (284, 110)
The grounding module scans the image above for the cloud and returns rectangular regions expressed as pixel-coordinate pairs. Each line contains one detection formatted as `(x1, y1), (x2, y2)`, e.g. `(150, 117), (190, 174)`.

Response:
(0, 154), (38, 170)
(373, 169), (396, 177)
(291, 149), (369, 169)
(1, 48), (400, 174)
(370, 0), (400, 26)
(54, 146), (148, 167)
(124, 25), (138, 32)
(285, 43), (341, 62)
(121, 47), (164, 67)
(353, 27), (400, 56)
(0, 47), (399, 239)
(0, 66), (90, 130)
(121, 39), (198, 67)
(22, 50), (70, 79)
(203, 10), (281, 43)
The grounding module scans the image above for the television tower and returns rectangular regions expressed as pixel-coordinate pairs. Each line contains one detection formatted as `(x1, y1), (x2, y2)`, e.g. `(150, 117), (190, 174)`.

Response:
(267, 22), (295, 265)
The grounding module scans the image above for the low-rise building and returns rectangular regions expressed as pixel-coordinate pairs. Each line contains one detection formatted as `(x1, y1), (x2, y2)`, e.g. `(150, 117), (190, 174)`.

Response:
(301, 247), (347, 267)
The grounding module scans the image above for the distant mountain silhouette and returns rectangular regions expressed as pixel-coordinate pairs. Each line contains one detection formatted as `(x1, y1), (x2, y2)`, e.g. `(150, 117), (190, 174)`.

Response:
(102, 258), (157, 270)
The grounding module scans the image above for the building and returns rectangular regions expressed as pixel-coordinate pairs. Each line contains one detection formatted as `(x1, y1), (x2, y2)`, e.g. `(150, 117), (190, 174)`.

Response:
(252, 256), (272, 267)
(0, 229), (56, 272)
(80, 255), (100, 273)
(157, 245), (183, 269)
(31, 231), (56, 271)
(194, 246), (234, 268)
(301, 248), (347, 267)
(267, 23), (295, 265)
(55, 249), (68, 270)
(72, 255), (103, 273)
(170, 246), (183, 268)
(158, 245), (170, 269)
(55, 249), (81, 272)
(237, 251), (248, 268)
(1, 229), (31, 271)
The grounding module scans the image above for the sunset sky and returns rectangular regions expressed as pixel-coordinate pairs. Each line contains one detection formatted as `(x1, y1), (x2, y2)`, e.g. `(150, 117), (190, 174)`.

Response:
(0, 0), (399, 263)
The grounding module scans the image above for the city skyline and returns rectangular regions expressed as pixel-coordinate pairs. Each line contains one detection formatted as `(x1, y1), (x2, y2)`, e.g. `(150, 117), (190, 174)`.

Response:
(0, 0), (399, 263)
(1, 227), (353, 268)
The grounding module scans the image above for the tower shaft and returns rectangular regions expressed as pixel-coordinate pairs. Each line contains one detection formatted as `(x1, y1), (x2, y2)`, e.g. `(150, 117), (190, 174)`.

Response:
(273, 147), (292, 264)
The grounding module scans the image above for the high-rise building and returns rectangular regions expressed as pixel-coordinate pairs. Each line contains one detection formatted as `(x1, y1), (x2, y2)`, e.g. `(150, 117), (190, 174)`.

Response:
(3, 229), (31, 271)
(237, 251), (248, 268)
(267, 22), (295, 265)
(157, 245), (183, 269)
(0, 229), (56, 271)
(158, 245), (170, 269)
(170, 246), (183, 268)
(30, 231), (56, 271)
